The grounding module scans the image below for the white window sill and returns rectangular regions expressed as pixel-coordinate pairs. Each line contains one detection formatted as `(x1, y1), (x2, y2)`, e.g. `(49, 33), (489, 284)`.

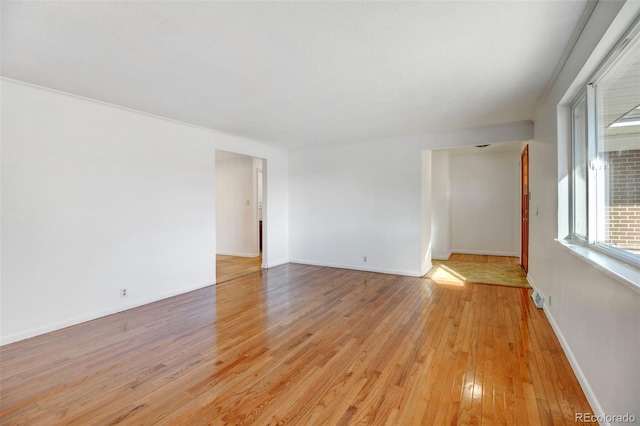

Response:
(555, 239), (640, 294)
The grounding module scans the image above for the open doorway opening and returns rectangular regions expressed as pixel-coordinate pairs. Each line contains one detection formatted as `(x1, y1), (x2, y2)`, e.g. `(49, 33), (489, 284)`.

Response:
(215, 150), (265, 283)
(431, 141), (522, 261)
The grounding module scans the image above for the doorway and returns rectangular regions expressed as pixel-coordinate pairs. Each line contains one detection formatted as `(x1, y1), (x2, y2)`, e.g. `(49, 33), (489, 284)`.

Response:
(215, 150), (265, 283)
(521, 145), (529, 272)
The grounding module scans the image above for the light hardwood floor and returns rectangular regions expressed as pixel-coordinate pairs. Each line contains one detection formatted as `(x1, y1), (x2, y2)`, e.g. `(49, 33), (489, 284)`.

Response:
(448, 253), (521, 265)
(0, 264), (594, 425)
(216, 254), (263, 283)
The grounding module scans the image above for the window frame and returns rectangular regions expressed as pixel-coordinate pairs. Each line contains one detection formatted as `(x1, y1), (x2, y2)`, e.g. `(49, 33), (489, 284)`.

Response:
(567, 18), (640, 271)
(570, 90), (589, 244)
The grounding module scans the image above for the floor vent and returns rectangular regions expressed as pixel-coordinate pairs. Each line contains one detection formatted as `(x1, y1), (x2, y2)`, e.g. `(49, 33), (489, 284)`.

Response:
(531, 290), (544, 309)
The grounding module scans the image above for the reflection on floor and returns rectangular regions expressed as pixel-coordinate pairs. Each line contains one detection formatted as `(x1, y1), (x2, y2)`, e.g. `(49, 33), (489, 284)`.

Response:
(0, 263), (594, 424)
(216, 254), (262, 283)
(426, 253), (529, 288)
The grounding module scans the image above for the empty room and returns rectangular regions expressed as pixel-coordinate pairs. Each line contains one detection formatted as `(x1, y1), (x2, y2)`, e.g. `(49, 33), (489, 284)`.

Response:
(1, 1), (639, 425)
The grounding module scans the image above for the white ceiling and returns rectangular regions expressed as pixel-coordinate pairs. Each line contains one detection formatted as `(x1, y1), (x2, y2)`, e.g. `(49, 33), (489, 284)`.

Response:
(1, 1), (588, 149)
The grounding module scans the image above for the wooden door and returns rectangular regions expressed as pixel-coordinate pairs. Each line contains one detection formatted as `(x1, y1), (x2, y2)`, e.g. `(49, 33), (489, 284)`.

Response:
(521, 145), (529, 272)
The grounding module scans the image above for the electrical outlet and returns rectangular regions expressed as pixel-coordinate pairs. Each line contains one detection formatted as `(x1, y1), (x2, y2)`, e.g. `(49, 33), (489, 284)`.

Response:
(121, 288), (128, 298)
(363, 256), (367, 263)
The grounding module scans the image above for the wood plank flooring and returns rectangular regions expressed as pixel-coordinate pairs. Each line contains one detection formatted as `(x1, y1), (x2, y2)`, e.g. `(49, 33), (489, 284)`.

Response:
(216, 254), (262, 283)
(429, 254), (529, 289)
(0, 264), (594, 425)
(448, 253), (521, 265)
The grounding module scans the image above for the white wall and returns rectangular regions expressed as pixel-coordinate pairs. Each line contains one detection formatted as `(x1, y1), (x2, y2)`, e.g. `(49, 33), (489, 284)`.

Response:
(215, 151), (259, 257)
(1, 79), (289, 344)
(529, 0), (640, 420)
(289, 122), (532, 276)
(289, 140), (424, 276)
(421, 151), (432, 275)
(431, 150), (451, 259)
(450, 149), (520, 257)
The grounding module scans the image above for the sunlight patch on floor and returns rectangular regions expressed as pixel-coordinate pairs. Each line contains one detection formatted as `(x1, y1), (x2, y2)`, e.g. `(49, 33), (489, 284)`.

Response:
(425, 257), (529, 289)
(427, 264), (467, 286)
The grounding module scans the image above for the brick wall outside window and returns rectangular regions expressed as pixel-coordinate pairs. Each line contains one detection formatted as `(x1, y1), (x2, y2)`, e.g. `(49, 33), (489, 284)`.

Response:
(603, 149), (640, 252)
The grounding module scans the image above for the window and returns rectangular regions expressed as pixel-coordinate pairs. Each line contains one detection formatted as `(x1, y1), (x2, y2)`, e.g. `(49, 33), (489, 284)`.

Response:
(569, 21), (640, 268)
(571, 94), (589, 240)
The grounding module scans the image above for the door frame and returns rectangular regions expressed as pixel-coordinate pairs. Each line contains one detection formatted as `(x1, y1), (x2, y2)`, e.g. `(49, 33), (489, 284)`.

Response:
(521, 145), (529, 272)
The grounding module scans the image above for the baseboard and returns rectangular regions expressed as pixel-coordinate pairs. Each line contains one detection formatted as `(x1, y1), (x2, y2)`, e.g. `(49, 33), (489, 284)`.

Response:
(0, 280), (215, 346)
(526, 274), (538, 291)
(543, 305), (607, 424)
(262, 259), (289, 269)
(217, 251), (260, 258)
(527, 273), (607, 425)
(451, 249), (520, 257)
(432, 251), (452, 261)
(421, 261), (433, 277)
(289, 258), (423, 277)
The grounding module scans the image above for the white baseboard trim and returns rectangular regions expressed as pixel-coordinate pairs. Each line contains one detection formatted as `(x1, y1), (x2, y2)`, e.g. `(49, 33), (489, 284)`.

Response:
(451, 249), (520, 257)
(263, 259), (289, 269)
(0, 280), (215, 346)
(217, 251), (260, 258)
(543, 305), (607, 425)
(432, 251), (452, 261)
(526, 274), (537, 291)
(421, 261), (433, 277)
(289, 258), (423, 277)
(527, 274), (606, 425)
